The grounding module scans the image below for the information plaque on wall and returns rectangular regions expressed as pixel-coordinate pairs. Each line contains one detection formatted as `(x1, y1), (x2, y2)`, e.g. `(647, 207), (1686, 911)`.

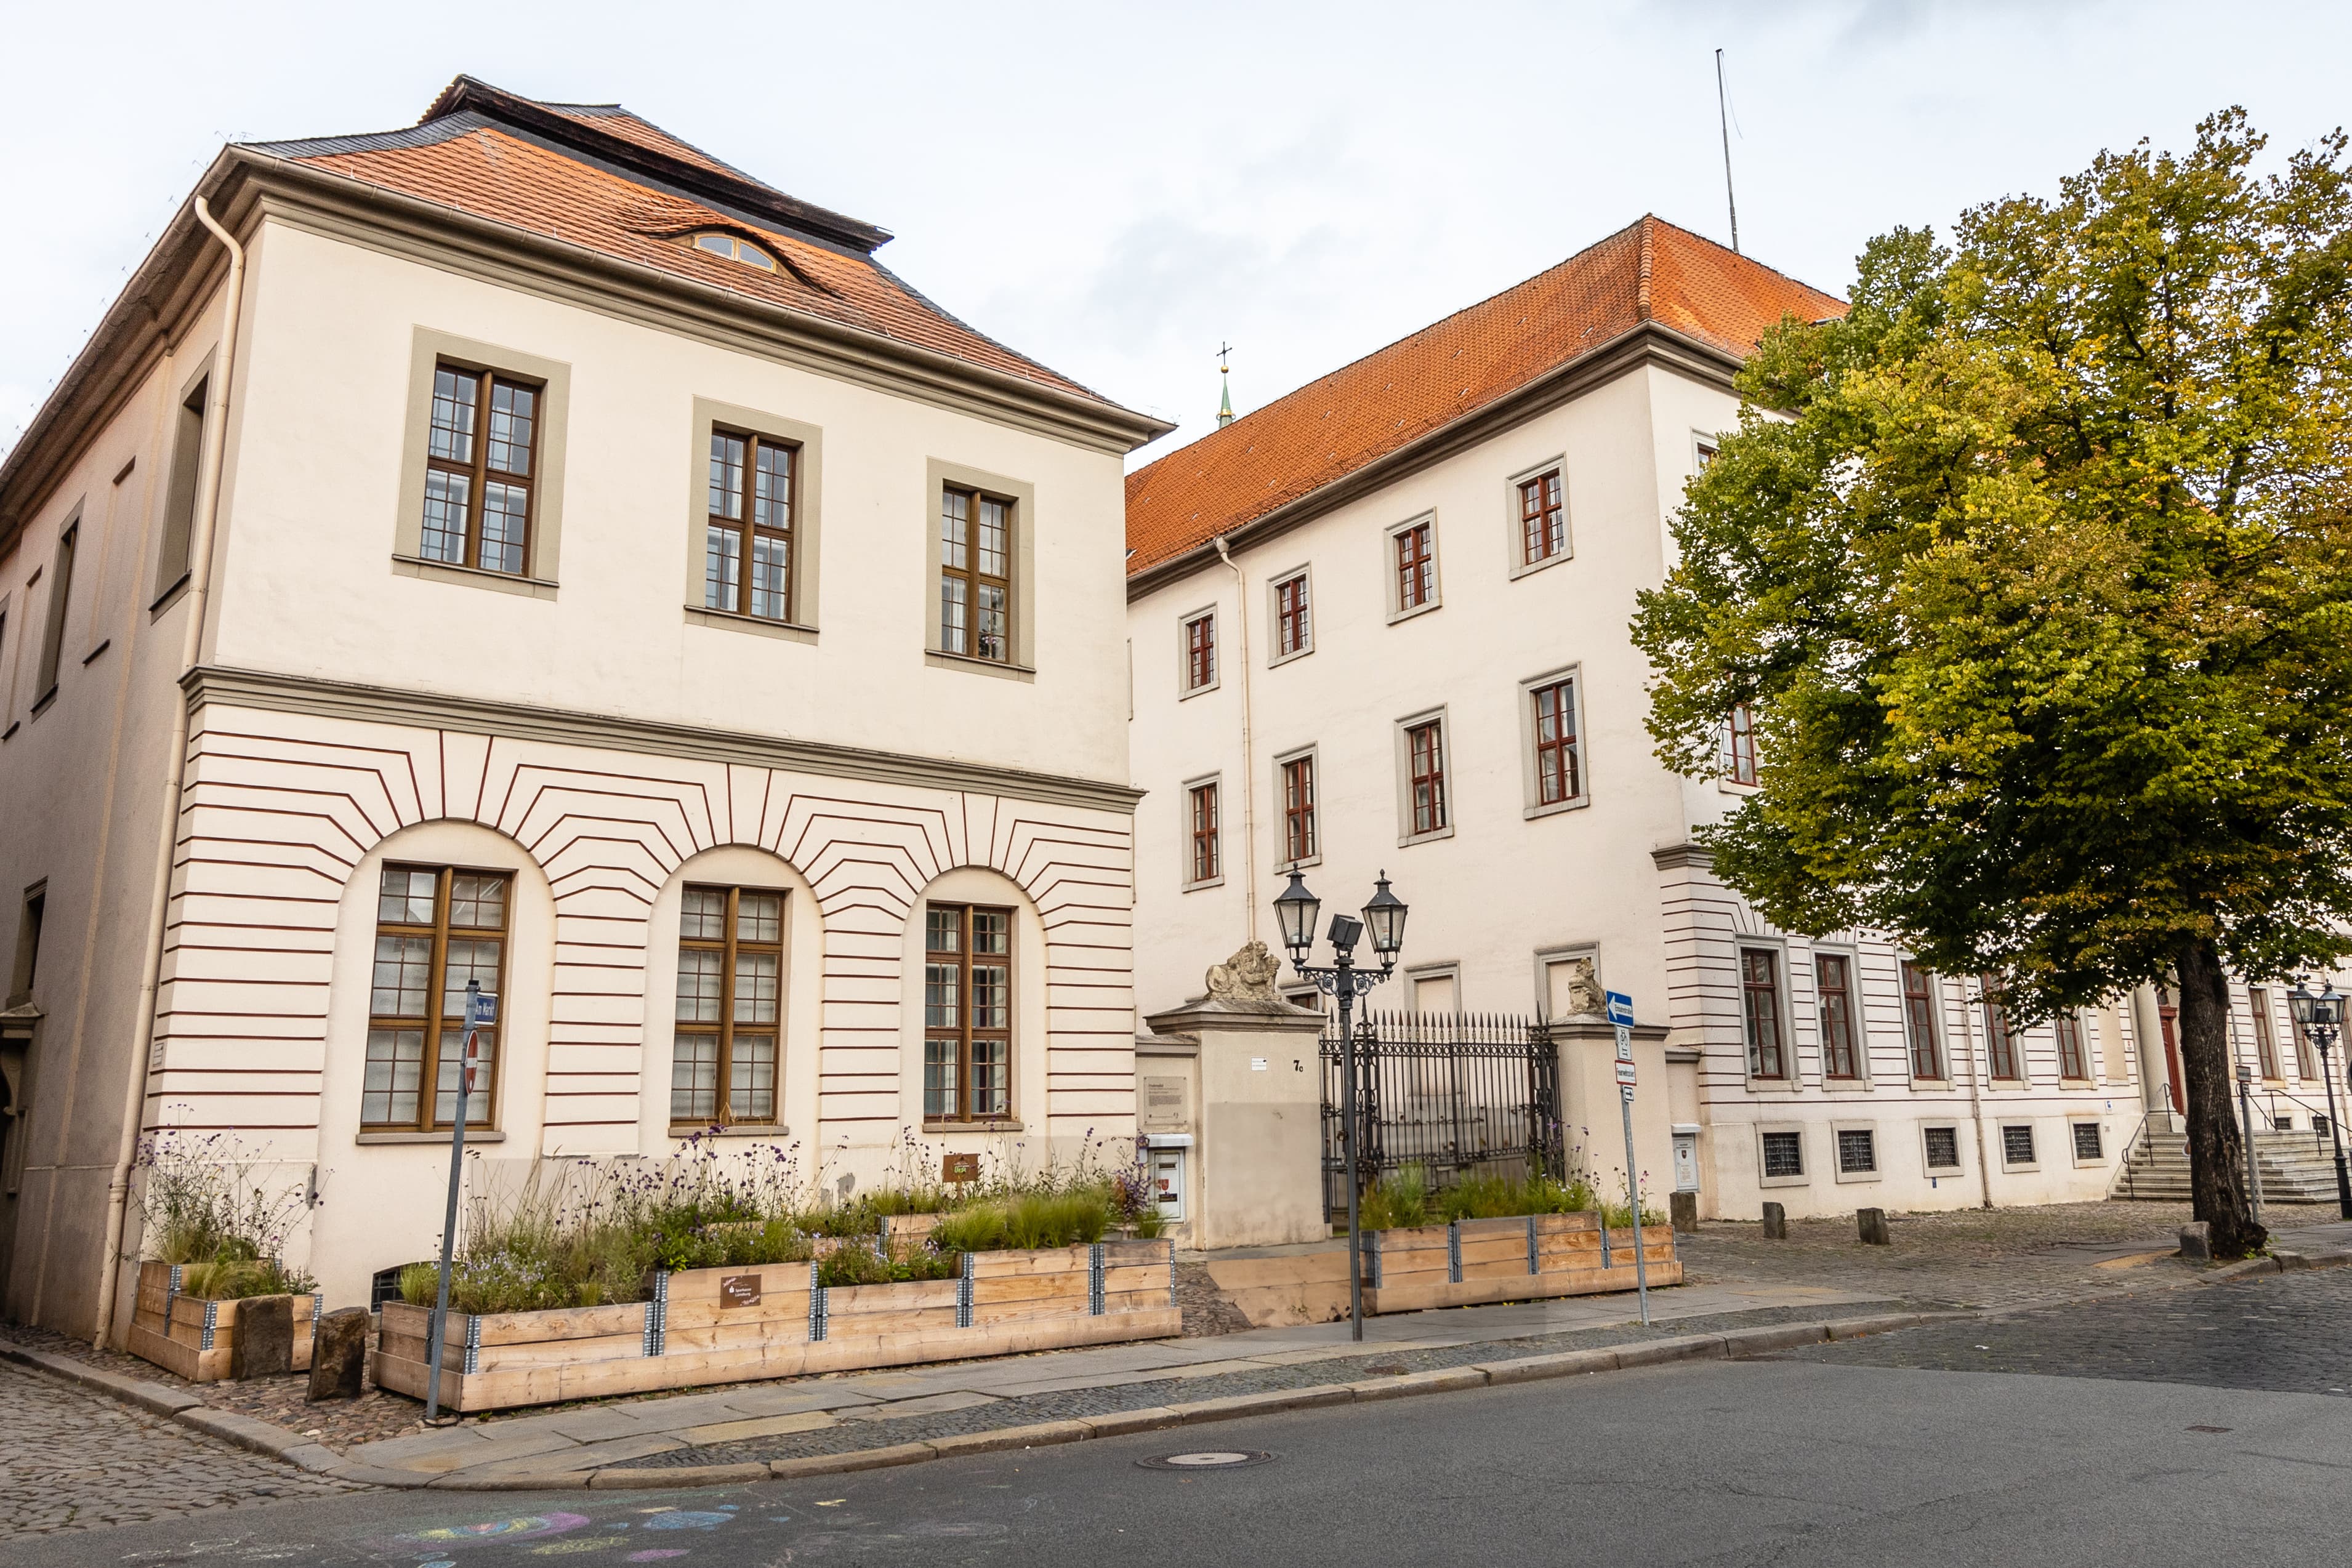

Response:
(1139, 1075), (1188, 1132)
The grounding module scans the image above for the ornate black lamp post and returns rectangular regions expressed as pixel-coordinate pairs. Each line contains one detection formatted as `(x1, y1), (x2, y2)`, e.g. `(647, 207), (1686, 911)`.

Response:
(2290, 978), (2352, 1219)
(1275, 869), (1407, 1341)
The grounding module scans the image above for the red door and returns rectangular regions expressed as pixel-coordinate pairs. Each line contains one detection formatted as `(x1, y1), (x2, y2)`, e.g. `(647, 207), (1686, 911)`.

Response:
(2159, 1004), (2186, 1115)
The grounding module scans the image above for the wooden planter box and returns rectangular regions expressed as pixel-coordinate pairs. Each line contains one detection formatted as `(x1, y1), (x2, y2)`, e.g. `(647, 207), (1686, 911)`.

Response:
(1363, 1212), (1681, 1313)
(371, 1238), (1180, 1413)
(127, 1260), (318, 1381)
(1205, 1212), (1682, 1326)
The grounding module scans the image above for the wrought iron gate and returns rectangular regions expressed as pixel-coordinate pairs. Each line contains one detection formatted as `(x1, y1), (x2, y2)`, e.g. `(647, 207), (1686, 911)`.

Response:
(1321, 1011), (1561, 1218)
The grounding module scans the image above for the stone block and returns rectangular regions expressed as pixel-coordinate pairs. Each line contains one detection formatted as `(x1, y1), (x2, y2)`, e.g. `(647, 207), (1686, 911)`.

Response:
(1761, 1202), (1787, 1240)
(1857, 1208), (1891, 1247)
(230, 1295), (294, 1380)
(1670, 1191), (1699, 1234)
(2178, 1222), (2211, 1261)
(308, 1307), (369, 1401)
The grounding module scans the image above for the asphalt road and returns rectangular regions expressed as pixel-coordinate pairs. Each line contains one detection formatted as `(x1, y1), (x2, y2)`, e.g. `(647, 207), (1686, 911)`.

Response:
(11, 1273), (2351, 1567)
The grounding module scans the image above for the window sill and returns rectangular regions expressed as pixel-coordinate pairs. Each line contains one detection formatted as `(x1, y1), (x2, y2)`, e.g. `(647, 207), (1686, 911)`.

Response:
(925, 649), (1034, 683)
(1386, 599), (1441, 627)
(1999, 1162), (2042, 1175)
(355, 1129), (506, 1145)
(150, 573), (191, 618)
(1180, 875), (1226, 894)
(1267, 645), (1313, 670)
(82, 639), (110, 667)
(1746, 1077), (1801, 1093)
(1397, 824), (1455, 849)
(30, 687), (58, 720)
(1718, 778), (1760, 796)
(1178, 680), (1221, 701)
(683, 606), (817, 644)
(667, 1122), (790, 1140)
(1818, 1080), (1875, 1095)
(1909, 1077), (1953, 1090)
(924, 1118), (1025, 1135)
(1832, 1167), (1882, 1183)
(1523, 796), (1591, 822)
(1, 721), (17, 742)
(1507, 548), (1573, 583)
(1757, 1172), (1811, 1188)
(392, 555), (559, 600)
(1925, 1165), (1965, 1179)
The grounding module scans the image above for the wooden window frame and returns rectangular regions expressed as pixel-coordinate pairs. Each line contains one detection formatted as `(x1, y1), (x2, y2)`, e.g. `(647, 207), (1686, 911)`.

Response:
(1723, 702), (1758, 787)
(155, 370), (209, 605)
(2054, 1011), (2091, 1083)
(1279, 752), (1318, 867)
(1817, 953), (1859, 1079)
(1182, 610), (1218, 693)
(1393, 519), (1436, 614)
(1530, 677), (1582, 810)
(671, 883), (787, 1128)
(1979, 979), (2020, 1081)
(362, 863), (511, 1132)
(703, 427), (799, 623)
(924, 902), (1013, 1124)
(1406, 718), (1447, 838)
(422, 360), (543, 578)
(1742, 947), (1787, 1080)
(1185, 779), (1221, 888)
(1901, 961), (1944, 1080)
(1518, 466), (1566, 567)
(1271, 569), (1312, 662)
(32, 520), (76, 710)
(2249, 988), (2283, 1080)
(940, 484), (1015, 664)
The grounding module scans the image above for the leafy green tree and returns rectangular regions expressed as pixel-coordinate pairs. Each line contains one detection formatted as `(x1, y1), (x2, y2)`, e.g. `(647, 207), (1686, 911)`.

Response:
(1632, 110), (2352, 1258)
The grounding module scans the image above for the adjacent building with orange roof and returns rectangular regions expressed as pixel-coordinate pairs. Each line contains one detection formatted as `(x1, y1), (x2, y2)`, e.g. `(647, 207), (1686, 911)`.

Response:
(0, 79), (1167, 1338)
(1127, 217), (2170, 1223)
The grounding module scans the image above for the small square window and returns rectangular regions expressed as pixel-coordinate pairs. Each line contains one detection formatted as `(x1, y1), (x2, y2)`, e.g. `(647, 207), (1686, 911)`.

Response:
(1836, 1128), (1877, 1175)
(2072, 1122), (2103, 1161)
(1762, 1130), (1804, 1179)
(1924, 1125), (1961, 1170)
(2001, 1124), (2037, 1167)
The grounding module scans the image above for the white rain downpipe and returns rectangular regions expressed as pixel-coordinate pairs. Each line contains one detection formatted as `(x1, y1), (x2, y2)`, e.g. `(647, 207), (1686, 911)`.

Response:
(92, 196), (244, 1349)
(1213, 536), (1257, 944)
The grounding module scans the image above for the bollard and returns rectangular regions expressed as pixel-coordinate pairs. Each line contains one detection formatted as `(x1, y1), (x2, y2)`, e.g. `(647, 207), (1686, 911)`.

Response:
(1761, 1201), (1787, 1240)
(2178, 1222), (2212, 1261)
(1670, 1191), (1699, 1235)
(308, 1306), (371, 1401)
(230, 1294), (295, 1380)
(1857, 1207), (1890, 1246)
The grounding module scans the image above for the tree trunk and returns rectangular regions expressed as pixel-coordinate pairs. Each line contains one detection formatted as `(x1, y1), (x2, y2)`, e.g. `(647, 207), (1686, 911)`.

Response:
(2173, 937), (2266, 1259)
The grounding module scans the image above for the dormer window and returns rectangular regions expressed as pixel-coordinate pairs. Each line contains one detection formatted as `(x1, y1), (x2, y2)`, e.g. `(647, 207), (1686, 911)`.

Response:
(688, 232), (777, 271)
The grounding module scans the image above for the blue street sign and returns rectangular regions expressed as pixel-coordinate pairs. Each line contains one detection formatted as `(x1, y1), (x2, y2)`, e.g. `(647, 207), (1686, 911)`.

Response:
(467, 987), (498, 1027)
(1605, 990), (1635, 1027)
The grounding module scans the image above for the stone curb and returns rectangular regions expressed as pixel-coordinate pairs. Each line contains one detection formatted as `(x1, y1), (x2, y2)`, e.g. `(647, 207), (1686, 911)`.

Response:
(9, 1308), (1944, 1495)
(2205, 1248), (2352, 1281)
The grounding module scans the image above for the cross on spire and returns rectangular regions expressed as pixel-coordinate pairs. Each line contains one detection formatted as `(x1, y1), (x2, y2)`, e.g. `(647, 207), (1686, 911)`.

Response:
(1216, 342), (1235, 427)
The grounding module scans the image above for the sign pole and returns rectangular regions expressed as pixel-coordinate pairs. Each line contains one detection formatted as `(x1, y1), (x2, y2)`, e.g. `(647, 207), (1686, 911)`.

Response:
(1606, 991), (1650, 1326)
(425, 980), (494, 1424)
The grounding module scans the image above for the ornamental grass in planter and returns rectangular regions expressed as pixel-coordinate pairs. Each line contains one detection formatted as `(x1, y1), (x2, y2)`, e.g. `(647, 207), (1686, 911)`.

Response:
(1353, 1162), (1680, 1313)
(372, 1130), (1180, 1412)
(128, 1131), (320, 1380)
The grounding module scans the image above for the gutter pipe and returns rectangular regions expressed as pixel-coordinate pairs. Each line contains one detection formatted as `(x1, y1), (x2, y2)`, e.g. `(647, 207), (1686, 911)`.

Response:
(92, 197), (243, 1349)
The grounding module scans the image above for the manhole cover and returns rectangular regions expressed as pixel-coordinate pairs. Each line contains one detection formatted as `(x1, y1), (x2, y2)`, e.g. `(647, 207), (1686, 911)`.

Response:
(1135, 1450), (1275, 1471)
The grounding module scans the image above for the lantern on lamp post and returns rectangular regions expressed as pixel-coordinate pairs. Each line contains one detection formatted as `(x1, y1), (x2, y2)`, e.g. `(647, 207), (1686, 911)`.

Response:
(1276, 869), (1408, 1340)
(2290, 979), (2352, 1220)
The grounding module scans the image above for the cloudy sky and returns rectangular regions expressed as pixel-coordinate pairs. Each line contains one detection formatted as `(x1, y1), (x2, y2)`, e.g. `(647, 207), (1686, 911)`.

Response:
(3, 1), (2348, 466)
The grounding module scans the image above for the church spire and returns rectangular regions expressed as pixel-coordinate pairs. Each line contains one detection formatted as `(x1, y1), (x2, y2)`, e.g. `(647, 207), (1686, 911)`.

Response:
(1216, 342), (1234, 428)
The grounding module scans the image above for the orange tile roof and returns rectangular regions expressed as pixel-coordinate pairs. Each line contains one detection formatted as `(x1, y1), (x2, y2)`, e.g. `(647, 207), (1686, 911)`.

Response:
(255, 78), (1112, 408)
(1124, 215), (1846, 577)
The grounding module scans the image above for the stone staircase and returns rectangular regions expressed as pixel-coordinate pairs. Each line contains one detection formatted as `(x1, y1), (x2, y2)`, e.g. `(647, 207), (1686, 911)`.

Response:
(2114, 1122), (2345, 1204)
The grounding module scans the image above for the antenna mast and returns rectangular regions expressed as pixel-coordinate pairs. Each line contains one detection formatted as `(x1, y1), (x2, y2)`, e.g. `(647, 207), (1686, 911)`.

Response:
(1716, 48), (1740, 254)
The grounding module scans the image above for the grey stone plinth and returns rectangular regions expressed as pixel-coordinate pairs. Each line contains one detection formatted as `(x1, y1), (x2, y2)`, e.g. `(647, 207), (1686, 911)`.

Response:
(230, 1294), (294, 1380)
(1857, 1208), (1891, 1247)
(308, 1306), (369, 1400)
(1761, 1202), (1787, 1240)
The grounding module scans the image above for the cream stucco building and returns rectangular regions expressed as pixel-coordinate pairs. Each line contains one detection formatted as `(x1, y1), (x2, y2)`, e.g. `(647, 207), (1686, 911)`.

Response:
(0, 78), (1167, 1338)
(1122, 218), (2332, 1222)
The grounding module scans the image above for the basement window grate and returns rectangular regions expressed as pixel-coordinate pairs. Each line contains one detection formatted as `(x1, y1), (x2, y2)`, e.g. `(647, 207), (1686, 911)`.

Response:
(2002, 1124), (2037, 1166)
(1837, 1128), (1877, 1174)
(1762, 1130), (1804, 1179)
(2072, 1122), (2103, 1160)
(1923, 1126), (1960, 1170)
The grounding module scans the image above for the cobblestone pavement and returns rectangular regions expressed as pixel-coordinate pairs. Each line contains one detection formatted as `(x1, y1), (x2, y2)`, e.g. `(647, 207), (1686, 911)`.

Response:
(631, 1298), (1896, 1468)
(0, 1322), (429, 1451)
(1172, 1258), (1254, 1336)
(1678, 1199), (2219, 1309)
(0, 1361), (363, 1535)
(1776, 1267), (2352, 1394)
